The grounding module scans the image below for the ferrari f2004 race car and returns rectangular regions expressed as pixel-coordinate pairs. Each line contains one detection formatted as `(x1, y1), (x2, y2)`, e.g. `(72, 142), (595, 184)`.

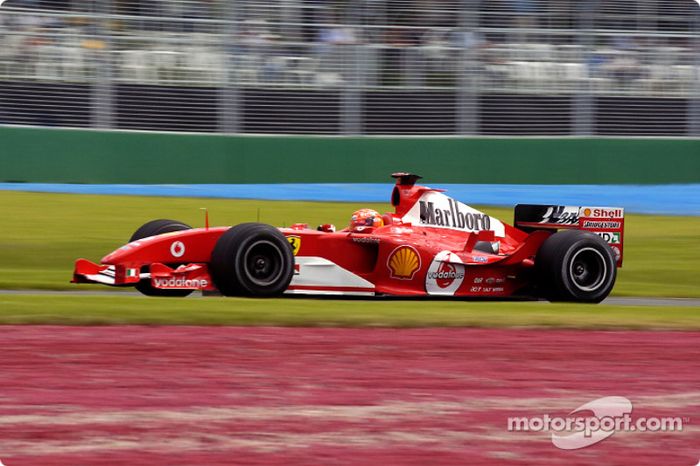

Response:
(73, 174), (625, 303)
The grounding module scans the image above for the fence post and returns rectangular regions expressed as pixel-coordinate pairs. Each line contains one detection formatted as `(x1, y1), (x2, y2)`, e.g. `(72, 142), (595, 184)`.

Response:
(341, 45), (363, 135)
(573, 0), (597, 136)
(457, 0), (479, 135)
(93, 0), (114, 129)
(689, 11), (700, 137)
(341, 1), (362, 135)
(219, 1), (240, 134)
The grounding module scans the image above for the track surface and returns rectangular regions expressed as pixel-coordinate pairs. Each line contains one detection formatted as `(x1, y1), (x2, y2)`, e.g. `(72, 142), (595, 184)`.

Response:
(0, 327), (697, 465)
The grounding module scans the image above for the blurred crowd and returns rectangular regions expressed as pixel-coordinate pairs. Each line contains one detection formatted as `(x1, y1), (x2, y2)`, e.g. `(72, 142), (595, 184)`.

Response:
(0, 0), (697, 94)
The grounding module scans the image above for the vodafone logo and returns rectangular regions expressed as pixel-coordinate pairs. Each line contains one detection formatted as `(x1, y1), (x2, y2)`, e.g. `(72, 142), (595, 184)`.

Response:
(426, 251), (465, 296)
(153, 277), (208, 289)
(170, 241), (185, 258)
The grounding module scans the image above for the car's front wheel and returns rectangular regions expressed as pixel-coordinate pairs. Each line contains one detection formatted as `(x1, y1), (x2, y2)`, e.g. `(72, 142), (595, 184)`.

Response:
(536, 230), (616, 303)
(130, 219), (193, 297)
(210, 223), (294, 297)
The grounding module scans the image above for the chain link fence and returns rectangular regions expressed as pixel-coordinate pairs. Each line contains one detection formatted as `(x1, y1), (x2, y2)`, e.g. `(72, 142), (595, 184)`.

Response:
(0, 0), (698, 135)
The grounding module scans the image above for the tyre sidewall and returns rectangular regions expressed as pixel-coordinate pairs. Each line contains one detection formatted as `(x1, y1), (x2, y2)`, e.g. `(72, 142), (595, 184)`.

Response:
(538, 230), (617, 303)
(131, 219), (193, 297)
(556, 235), (616, 302)
(211, 223), (294, 297)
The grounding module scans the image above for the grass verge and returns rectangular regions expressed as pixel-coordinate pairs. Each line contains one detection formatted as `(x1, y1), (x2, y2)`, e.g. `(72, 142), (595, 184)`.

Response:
(0, 294), (698, 329)
(1, 191), (699, 297)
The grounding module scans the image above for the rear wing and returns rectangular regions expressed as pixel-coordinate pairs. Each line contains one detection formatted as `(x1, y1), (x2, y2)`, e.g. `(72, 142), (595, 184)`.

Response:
(514, 205), (625, 267)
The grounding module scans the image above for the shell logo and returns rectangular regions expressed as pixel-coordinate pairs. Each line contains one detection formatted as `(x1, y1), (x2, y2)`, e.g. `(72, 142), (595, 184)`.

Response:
(387, 246), (421, 280)
(583, 208), (592, 217)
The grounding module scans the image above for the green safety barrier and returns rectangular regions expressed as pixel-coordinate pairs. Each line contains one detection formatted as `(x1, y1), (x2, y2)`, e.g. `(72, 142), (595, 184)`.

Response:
(1, 126), (698, 184)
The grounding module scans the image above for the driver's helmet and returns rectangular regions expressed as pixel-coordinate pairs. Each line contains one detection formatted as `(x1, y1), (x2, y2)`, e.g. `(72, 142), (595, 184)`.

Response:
(349, 208), (384, 231)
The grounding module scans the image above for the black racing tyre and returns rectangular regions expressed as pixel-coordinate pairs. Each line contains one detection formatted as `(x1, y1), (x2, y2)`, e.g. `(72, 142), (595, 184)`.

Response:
(129, 219), (192, 243)
(536, 230), (617, 303)
(130, 219), (193, 297)
(210, 223), (294, 297)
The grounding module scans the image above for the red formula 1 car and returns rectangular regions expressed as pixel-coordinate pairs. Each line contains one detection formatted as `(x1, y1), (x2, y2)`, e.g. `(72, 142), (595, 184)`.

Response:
(73, 174), (625, 303)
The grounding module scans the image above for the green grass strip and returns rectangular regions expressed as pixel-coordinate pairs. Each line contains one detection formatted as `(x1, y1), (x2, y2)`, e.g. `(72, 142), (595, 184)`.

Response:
(0, 294), (698, 329)
(1, 191), (699, 298)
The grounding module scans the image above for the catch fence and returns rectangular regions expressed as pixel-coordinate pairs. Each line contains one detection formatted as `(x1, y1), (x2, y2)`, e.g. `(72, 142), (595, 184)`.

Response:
(0, 0), (698, 135)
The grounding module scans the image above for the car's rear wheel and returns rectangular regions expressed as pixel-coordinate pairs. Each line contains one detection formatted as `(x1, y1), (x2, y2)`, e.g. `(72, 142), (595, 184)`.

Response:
(536, 230), (616, 303)
(210, 223), (294, 297)
(130, 219), (193, 297)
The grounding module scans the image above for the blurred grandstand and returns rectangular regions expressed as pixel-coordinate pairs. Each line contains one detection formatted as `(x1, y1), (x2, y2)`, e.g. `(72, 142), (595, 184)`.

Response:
(0, 0), (698, 135)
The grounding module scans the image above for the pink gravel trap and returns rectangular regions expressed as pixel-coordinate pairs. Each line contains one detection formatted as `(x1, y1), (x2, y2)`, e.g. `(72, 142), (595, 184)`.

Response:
(0, 326), (697, 465)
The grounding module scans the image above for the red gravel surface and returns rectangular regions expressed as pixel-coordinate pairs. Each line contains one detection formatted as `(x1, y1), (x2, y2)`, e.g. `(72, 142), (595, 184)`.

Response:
(0, 326), (697, 465)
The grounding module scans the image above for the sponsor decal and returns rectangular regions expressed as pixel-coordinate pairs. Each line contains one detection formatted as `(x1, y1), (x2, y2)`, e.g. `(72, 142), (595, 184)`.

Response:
(481, 286), (504, 293)
(170, 241), (185, 258)
(390, 227), (414, 235)
(471, 256), (489, 263)
(582, 220), (622, 229)
(540, 206), (579, 225)
(611, 246), (621, 262)
(387, 246), (421, 280)
(352, 236), (381, 244)
(594, 231), (621, 244)
(581, 207), (624, 219)
(419, 199), (491, 231)
(426, 251), (466, 296)
(287, 235), (301, 255)
(153, 277), (208, 289)
(402, 192), (505, 237)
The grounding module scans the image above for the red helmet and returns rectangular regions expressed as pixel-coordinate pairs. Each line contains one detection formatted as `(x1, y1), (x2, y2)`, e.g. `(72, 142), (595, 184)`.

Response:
(350, 209), (384, 231)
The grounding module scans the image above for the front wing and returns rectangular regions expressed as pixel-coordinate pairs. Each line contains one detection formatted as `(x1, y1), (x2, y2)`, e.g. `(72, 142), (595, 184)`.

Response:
(72, 259), (214, 291)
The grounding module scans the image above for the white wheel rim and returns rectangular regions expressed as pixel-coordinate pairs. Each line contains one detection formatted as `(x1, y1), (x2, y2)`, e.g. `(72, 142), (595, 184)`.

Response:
(569, 247), (608, 292)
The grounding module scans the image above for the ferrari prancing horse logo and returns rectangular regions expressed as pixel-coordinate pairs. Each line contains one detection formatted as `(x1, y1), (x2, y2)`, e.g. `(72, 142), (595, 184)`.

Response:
(287, 236), (301, 256)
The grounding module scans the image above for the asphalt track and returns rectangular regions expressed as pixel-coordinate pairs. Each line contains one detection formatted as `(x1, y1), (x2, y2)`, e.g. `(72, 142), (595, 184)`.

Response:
(0, 326), (697, 465)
